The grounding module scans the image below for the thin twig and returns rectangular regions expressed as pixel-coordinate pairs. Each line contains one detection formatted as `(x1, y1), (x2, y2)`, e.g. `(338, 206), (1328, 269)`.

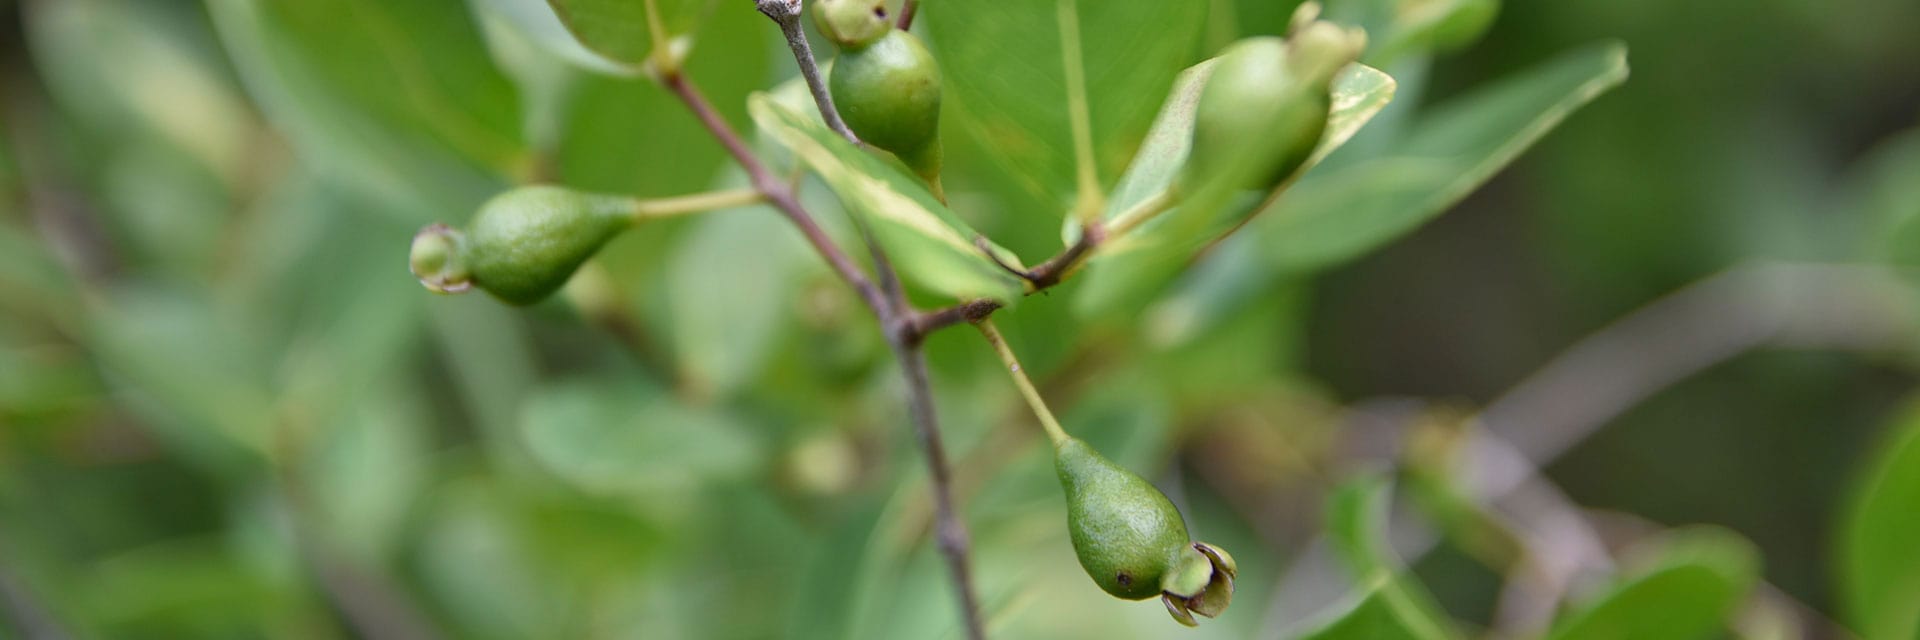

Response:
(658, 71), (888, 316)
(897, 0), (919, 30)
(894, 341), (988, 640)
(755, 0), (860, 144)
(663, 31), (984, 637)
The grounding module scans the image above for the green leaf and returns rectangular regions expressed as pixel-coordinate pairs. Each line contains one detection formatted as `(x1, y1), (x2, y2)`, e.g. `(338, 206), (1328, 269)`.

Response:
(1296, 575), (1434, 640)
(922, 0), (1209, 203)
(1850, 128), (1920, 267)
(519, 376), (762, 498)
(544, 0), (709, 68)
(1074, 60), (1397, 317)
(748, 94), (1026, 302)
(1548, 527), (1759, 640)
(1840, 401), (1920, 639)
(1323, 475), (1455, 640)
(667, 198), (820, 399)
(473, 0), (638, 75)
(1257, 41), (1629, 274)
(206, 0), (523, 217)
(1146, 41), (1627, 343)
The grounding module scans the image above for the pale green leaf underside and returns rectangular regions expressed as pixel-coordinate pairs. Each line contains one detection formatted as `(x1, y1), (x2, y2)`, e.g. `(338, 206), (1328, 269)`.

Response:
(748, 94), (1027, 303)
(1146, 41), (1629, 346)
(520, 378), (760, 497)
(1840, 402), (1920, 639)
(1547, 527), (1758, 640)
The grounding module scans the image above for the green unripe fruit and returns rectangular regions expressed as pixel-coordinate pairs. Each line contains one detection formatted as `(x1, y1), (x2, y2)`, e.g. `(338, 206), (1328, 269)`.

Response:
(409, 186), (636, 306)
(812, 0), (891, 50)
(1055, 437), (1191, 600)
(1183, 24), (1363, 194)
(829, 30), (943, 184)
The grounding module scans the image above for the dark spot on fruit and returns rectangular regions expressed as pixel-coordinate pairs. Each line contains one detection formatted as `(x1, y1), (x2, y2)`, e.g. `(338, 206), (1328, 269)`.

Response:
(1116, 572), (1133, 587)
(873, 7), (886, 19)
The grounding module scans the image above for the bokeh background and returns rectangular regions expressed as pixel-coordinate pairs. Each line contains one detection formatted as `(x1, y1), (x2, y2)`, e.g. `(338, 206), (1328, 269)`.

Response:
(1, 0), (1917, 638)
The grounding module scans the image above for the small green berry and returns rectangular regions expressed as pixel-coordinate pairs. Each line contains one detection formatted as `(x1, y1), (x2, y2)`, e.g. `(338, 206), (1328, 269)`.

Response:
(1183, 21), (1364, 194)
(1054, 437), (1238, 625)
(828, 30), (944, 184)
(1055, 437), (1190, 600)
(409, 185), (637, 306)
(812, 0), (891, 50)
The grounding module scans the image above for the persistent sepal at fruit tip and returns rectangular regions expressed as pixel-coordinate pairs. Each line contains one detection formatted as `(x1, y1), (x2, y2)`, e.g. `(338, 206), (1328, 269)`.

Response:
(1053, 437), (1239, 626)
(409, 185), (637, 306)
(812, 0), (891, 50)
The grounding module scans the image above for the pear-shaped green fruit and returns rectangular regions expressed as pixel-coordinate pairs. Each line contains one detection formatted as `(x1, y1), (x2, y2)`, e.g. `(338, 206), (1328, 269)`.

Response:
(829, 30), (943, 184)
(409, 186), (636, 306)
(1055, 437), (1190, 600)
(812, 0), (891, 50)
(1183, 24), (1362, 194)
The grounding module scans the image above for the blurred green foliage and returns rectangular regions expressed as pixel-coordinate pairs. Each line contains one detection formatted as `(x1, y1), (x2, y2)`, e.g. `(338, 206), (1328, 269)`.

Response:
(0, 0), (1916, 638)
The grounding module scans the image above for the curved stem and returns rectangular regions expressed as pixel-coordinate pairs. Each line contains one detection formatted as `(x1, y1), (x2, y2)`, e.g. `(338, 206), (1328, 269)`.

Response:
(630, 188), (765, 221)
(1056, 0), (1104, 222)
(975, 320), (1069, 445)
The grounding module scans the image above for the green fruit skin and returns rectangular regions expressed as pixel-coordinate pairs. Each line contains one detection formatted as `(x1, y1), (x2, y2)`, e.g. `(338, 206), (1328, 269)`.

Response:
(1184, 37), (1331, 193)
(813, 0), (891, 50)
(829, 30), (942, 179)
(1055, 437), (1191, 600)
(464, 186), (632, 306)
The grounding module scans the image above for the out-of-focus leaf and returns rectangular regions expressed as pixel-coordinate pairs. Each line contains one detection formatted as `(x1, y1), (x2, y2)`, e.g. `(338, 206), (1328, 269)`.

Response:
(1295, 575), (1432, 640)
(748, 94), (1026, 302)
(206, 0), (522, 217)
(1257, 41), (1628, 273)
(1149, 42), (1627, 343)
(1547, 527), (1758, 640)
(473, 0), (637, 75)
(88, 285), (276, 468)
(1324, 475), (1454, 640)
(520, 376), (762, 498)
(1075, 61), (1396, 317)
(1851, 128), (1920, 267)
(545, 0), (709, 68)
(307, 392), (430, 562)
(1366, 0), (1501, 66)
(79, 539), (294, 638)
(922, 0), (1209, 204)
(667, 198), (819, 400)
(553, 4), (770, 196)
(417, 478), (667, 638)
(1840, 402), (1920, 639)
(26, 0), (254, 186)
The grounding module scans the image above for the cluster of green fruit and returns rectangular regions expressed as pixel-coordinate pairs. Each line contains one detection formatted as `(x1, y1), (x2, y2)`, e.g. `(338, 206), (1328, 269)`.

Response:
(407, 1), (1364, 627)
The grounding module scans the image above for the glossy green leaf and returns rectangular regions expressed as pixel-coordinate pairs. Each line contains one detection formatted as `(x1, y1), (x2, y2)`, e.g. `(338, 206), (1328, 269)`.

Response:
(520, 376), (761, 498)
(1257, 41), (1628, 273)
(1146, 41), (1627, 344)
(922, 0), (1209, 203)
(748, 94), (1026, 302)
(1075, 60), (1396, 317)
(1296, 575), (1432, 640)
(545, 0), (709, 67)
(1323, 475), (1454, 640)
(1840, 402), (1920, 639)
(1548, 527), (1759, 640)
